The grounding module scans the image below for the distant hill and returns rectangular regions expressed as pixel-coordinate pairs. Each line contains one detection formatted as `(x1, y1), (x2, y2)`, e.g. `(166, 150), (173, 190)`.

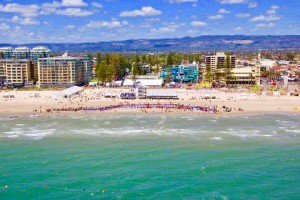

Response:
(1, 35), (300, 52)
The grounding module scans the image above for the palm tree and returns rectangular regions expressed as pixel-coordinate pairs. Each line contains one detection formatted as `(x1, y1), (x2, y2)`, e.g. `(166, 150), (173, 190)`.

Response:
(249, 73), (254, 85)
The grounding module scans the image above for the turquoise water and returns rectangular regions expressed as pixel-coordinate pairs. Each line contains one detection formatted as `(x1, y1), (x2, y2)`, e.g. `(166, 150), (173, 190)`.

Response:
(0, 114), (299, 199)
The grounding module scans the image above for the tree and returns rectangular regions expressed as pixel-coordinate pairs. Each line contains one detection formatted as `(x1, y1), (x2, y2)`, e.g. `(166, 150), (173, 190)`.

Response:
(204, 65), (213, 84)
(132, 63), (138, 82)
(265, 53), (272, 59)
(154, 54), (160, 74)
(194, 53), (201, 63)
(249, 73), (254, 85)
(215, 70), (223, 86)
(119, 54), (130, 78)
(146, 55), (154, 73)
(96, 52), (102, 63)
(87, 53), (93, 60)
(274, 71), (281, 81)
(133, 54), (141, 63)
(286, 53), (295, 61)
(110, 53), (119, 80)
(141, 54), (147, 64)
(106, 63), (115, 82)
(174, 53), (183, 65)
(0, 52), (4, 59)
(96, 60), (107, 84)
(224, 54), (233, 85)
(166, 52), (175, 66)
(165, 67), (173, 84)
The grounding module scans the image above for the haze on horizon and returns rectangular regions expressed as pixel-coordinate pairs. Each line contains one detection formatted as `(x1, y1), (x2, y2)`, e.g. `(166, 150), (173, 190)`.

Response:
(0, 0), (299, 44)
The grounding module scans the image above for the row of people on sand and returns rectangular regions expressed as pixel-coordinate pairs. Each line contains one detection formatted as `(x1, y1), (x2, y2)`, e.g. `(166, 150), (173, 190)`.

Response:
(37, 103), (225, 114)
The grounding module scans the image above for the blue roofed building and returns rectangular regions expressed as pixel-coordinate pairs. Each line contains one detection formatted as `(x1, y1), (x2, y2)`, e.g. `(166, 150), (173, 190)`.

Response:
(160, 63), (199, 83)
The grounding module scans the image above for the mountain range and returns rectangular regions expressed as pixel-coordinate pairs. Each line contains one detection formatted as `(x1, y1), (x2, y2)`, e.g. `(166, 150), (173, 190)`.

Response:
(1, 35), (300, 52)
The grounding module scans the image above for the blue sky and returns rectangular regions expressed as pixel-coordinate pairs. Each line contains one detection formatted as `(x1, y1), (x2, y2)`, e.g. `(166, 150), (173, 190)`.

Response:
(0, 0), (299, 43)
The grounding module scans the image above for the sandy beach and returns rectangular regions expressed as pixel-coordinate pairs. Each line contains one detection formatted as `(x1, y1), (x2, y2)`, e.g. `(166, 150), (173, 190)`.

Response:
(0, 88), (299, 116)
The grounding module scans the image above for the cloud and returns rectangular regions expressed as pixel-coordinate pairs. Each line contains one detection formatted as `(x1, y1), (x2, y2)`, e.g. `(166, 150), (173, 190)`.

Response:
(250, 6), (280, 22)
(191, 21), (207, 27)
(150, 22), (184, 33)
(146, 18), (160, 22)
(248, 2), (257, 8)
(208, 14), (223, 20)
(150, 27), (176, 33)
(235, 26), (243, 31)
(55, 8), (93, 16)
(0, 2), (94, 17)
(218, 9), (230, 14)
(86, 20), (128, 29)
(251, 15), (280, 21)
(40, 1), (93, 16)
(40, 1), (60, 15)
(91, 2), (103, 8)
(167, 0), (198, 3)
(270, 5), (279, 10)
(120, 6), (162, 17)
(65, 25), (76, 29)
(235, 13), (250, 18)
(255, 23), (275, 28)
(61, 0), (88, 7)
(0, 23), (10, 30)
(219, 0), (247, 4)
(0, 3), (39, 17)
(11, 15), (40, 25)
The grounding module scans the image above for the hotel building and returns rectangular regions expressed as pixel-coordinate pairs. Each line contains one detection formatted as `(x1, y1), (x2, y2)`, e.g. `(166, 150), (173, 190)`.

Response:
(38, 55), (92, 88)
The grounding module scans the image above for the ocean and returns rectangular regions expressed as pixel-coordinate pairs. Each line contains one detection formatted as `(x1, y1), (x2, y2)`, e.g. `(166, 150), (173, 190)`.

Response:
(0, 113), (299, 199)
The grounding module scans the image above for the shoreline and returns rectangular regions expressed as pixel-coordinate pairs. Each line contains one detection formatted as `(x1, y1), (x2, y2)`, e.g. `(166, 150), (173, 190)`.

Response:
(1, 110), (299, 120)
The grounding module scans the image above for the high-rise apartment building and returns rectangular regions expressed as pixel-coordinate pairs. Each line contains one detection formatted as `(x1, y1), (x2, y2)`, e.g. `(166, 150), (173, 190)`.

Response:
(0, 59), (33, 87)
(38, 55), (92, 88)
(205, 52), (236, 71)
(0, 46), (51, 61)
(0, 46), (51, 81)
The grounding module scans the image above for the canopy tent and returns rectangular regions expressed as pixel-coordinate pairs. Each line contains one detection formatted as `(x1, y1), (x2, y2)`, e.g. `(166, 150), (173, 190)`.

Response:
(241, 93), (249, 99)
(123, 79), (163, 87)
(3, 93), (14, 98)
(88, 82), (97, 87)
(120, 92), (136, 99)
(147, 90), (178, 99)
(104, 93), (118, 98)
(54, 86), (84, 98)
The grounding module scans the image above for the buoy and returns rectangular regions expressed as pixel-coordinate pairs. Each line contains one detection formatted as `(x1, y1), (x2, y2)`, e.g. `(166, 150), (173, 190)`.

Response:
(4, 185), (8, 189)
(102, 190), (106, 193)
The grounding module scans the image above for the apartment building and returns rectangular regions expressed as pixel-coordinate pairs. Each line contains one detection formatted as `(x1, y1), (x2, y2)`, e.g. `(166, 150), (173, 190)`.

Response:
(0, 46), (51, 81)
(0, 59), (33, 87)
(0, 46), (51, 61)
(205, 52), (236, 71)
(38, 55), (92, 88)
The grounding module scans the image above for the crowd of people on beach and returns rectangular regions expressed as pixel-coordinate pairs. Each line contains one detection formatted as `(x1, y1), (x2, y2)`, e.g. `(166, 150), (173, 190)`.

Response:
(40, 103), (224, 114)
